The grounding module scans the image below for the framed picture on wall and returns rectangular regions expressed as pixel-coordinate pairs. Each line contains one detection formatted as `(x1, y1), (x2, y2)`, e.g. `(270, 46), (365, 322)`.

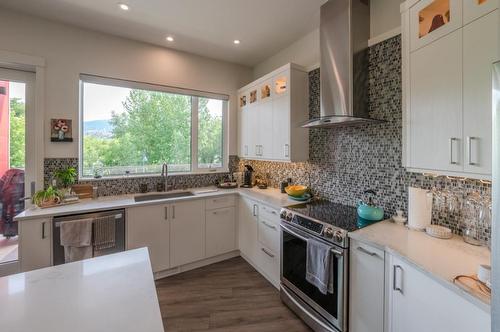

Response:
(50, 118), (73, 142)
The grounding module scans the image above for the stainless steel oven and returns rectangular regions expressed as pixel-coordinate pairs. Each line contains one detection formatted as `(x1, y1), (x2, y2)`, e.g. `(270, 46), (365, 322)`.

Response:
(280, 222), (348, 332)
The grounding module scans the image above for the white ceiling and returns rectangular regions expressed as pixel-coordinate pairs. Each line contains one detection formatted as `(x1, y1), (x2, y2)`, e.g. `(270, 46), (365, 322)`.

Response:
(0, 0), (327, 67)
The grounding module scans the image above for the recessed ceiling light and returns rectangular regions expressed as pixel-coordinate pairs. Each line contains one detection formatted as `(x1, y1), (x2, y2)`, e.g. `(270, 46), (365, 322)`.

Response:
(233, 40), (241, 45)
(166, 36), (174, 42)
(118, 3), (129, 11)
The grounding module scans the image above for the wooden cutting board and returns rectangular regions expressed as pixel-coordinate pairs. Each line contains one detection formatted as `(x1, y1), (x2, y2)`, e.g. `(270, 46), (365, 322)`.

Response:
(71, 184), (94, 199)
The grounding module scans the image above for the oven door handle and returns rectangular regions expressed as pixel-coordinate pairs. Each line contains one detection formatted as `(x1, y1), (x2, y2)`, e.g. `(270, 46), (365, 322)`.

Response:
(280, 223), (344, 256)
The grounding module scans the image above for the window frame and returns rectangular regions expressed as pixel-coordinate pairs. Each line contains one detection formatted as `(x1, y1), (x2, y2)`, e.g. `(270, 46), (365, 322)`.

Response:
(78, 74), (229, 179)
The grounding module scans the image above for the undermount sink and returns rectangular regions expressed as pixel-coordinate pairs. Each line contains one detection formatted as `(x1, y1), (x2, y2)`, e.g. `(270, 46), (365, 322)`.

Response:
(134, 191), (195, 202)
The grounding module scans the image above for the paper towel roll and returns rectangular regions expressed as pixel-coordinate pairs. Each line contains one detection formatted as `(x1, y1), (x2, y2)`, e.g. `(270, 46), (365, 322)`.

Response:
(408, 187), (433, 231)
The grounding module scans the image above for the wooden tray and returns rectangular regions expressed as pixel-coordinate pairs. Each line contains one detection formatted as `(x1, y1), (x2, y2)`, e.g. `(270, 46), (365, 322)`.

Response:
(39, 200), (80, 209)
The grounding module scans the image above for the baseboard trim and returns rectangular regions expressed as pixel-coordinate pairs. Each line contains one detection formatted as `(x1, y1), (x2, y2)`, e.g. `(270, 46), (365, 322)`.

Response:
(154, 250), (240, 280)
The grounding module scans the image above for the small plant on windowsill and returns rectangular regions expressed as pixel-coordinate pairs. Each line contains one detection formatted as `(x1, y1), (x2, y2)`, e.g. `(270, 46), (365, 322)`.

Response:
(54, 167), (77, 195)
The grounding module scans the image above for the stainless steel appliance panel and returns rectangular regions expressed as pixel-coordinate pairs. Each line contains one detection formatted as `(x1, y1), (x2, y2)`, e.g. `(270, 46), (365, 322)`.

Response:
(52, 209), (125, 265)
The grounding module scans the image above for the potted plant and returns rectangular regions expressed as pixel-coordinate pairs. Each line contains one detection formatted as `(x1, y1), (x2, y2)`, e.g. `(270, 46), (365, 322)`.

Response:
(32, 186), (64, 208)
(54, 167), (77, 195)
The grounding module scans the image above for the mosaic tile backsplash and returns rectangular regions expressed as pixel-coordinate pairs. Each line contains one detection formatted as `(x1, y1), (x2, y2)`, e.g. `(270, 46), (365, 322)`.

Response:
(239, 35), (492, 242)
(44, 156), (238, 197)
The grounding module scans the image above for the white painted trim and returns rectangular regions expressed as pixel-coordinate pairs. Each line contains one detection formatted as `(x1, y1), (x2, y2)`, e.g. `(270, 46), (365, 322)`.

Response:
(305, 62), (320, 72)
(405, 167), (492, 181)
(0, 51), (46, 193)
(368, 27), (402, 47)
(401, 0), (420, 13)
(153, 250), (239, 280)
(238, 62), (307, 92)
(0, 50), (45, 69)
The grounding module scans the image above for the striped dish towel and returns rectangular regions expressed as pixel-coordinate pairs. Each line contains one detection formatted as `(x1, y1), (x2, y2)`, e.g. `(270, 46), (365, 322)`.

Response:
(93, 215), (116, 251)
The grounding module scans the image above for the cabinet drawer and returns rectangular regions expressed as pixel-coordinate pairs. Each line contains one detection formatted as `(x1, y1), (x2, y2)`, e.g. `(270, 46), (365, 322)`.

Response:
(256, 244), (280, 286)
(206, 195), (236, 210)
(258, 205), (280, 254)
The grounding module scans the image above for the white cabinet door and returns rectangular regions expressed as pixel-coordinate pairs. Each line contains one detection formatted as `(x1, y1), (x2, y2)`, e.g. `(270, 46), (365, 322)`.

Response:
(238, 197), (259, 262)
(409, 0), (463, 51)
(239, 107), (250, 158)
(255, 100), (274, 159)
(127, 205), (170, 272)
(246, 103), (259, 159)
(205, 207), (236, 257)
(463, 0), (498, 25)
(19, 218), (51, 272)
(272, 95), (291, 161)
(170, 199), (205, 267)
(409, 29), (463, 172)
(463, 10), (499, 175)
(349, 240), (385, 332)
(388, 255), (490, 332)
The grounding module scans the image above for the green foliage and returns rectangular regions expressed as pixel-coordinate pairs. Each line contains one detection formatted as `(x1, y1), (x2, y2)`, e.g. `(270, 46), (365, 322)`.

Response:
(83, 90), (224, 175)
(9, 98), (25, 168)
(32, 186), (64, 206)
(54, 167), (77, 188)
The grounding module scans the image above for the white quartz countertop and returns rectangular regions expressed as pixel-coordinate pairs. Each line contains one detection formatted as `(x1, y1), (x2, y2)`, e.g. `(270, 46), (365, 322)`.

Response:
(15, 186), (297, 221)
(0, 248), (164, 332)
(350, 220), (491, 312)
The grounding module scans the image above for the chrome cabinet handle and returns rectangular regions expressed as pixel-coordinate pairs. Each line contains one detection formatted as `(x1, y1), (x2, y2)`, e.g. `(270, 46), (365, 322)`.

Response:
(284, 144), (290, 158)
(164, 206), (168, 220)
(467, 136), (478, 166)
(393, 265), (403, 293)
(261, 247), (275, 258)
(42, 222), (46, 239)
(356, 246), (378, 257)
(253, 204), (258, 217)
(449, 138), (459, 165)
(262, 220), (277, 230)
(172, 205), (176, 219)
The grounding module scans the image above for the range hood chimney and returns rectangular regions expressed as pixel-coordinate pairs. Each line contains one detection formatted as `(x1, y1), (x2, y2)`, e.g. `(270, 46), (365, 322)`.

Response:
(302, 0), (385, 128)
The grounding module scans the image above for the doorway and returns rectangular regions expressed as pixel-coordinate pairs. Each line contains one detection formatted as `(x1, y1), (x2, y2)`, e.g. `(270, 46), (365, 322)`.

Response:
(0, 68), (35, 276)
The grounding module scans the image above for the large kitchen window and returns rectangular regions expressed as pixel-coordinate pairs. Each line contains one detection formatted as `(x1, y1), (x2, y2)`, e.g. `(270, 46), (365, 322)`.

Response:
(79, 75), (228, 178)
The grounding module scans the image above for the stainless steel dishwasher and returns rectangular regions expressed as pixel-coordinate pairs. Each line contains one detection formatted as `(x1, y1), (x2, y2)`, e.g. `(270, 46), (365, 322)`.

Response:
(52, 209), (125, 265)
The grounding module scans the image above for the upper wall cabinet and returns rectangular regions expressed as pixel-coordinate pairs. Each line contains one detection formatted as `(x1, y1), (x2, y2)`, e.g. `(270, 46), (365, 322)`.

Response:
(402, 0), (499, 179)
(238, 63), (309, 162)
(409, 0), (463, 51)
(463, 0), (499, 24)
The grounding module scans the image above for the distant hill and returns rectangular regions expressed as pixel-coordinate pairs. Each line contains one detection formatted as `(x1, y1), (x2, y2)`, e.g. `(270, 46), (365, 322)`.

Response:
(84, 120), (113, 138)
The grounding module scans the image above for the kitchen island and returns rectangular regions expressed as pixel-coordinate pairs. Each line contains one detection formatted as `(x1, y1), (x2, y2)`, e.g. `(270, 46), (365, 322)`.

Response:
(0, 248), (164, 332)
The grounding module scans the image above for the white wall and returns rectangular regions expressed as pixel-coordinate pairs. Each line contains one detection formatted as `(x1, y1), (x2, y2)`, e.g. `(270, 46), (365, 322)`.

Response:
(0, 9), (253, 158)
(253, 29), (320, 79)
(252, 0), (403, 78)
(370, 0), (405, 38)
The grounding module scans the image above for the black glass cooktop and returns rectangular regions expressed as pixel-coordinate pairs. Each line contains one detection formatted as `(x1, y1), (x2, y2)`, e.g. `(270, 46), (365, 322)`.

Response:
(286, 200), (375, 232)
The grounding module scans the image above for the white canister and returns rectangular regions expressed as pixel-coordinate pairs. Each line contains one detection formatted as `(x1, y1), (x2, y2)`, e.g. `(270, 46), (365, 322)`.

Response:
(407, 187), (433, 231)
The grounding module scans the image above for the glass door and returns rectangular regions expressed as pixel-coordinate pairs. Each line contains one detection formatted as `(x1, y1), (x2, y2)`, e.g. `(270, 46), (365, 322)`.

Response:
(0, 68), (35, 276)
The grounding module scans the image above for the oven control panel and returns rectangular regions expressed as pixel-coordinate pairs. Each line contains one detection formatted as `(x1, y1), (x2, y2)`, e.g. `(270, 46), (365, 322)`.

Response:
(280, 208), (347, 246)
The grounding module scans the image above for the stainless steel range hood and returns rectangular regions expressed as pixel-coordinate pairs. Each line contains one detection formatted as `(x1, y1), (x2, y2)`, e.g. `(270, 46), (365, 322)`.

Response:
(302, 0), (385, 128)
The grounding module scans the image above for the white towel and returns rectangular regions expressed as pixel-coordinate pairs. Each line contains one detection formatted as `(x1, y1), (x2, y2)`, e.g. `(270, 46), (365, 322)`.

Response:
(306, 238), (333, 295)
(60, 218), (93, 263)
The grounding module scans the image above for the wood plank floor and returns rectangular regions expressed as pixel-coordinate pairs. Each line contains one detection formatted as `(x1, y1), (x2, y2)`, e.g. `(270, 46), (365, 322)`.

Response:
(156, 257), (312, 332)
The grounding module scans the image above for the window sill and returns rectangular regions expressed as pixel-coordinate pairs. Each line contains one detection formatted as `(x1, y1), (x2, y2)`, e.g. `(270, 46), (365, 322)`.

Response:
(78, 169), (229, 181)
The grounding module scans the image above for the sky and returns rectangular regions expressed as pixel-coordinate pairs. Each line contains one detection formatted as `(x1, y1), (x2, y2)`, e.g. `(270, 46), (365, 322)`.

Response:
(83, 82), (130, 121)
(82, 82), (223, 122)
(9, 82), (25, 102)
